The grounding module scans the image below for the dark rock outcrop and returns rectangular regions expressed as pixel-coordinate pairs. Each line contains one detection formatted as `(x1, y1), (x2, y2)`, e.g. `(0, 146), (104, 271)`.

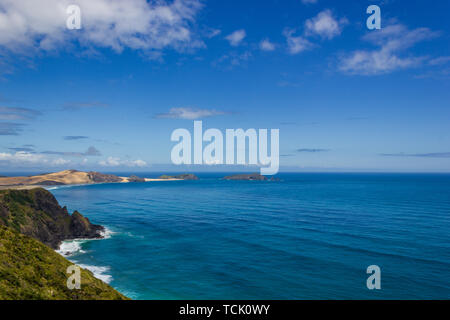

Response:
(87, 171), (123, 183)
(0, 188), (104, 249)
(158, 174), (199, 180)
(223, 173), (269, 181)
(128, 175), (146, 182)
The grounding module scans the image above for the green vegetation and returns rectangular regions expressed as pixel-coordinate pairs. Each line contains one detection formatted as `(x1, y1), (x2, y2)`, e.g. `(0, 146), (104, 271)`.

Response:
(0, 188), (129, 300)
(0, 226), (128, 300)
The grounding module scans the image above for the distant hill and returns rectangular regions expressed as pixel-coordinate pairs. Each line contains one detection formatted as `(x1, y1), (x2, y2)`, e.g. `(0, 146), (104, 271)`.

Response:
(0, 226), (128, 300)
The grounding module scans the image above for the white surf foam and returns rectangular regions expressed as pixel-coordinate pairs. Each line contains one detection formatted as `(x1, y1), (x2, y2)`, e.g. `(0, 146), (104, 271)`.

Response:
(99, 227), (115, 239)
(78, 264), (113, 284)
(55, 226), (115, 284)
(56, 226), (115, 257)
(56, 239), (87, 257)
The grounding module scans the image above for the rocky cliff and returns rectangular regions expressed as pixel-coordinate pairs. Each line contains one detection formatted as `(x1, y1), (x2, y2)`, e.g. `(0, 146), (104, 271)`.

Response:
(0, 188), (104, 249)
(86, 171), (123, 183)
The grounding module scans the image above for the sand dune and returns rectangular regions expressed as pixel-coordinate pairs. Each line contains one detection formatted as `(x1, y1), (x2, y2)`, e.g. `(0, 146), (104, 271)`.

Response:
(0, 170), (185, 189)
(0, 170), (124, 189)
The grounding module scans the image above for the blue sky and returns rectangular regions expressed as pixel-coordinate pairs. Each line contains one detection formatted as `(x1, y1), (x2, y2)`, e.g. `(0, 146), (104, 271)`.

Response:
(0, 0), (449, 173)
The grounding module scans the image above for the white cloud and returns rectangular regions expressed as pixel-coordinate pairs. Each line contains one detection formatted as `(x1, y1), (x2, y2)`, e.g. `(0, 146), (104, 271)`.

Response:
(204, 159), (222, 165)
(283, 29), (313, 55)
(339, 24), (439, 75)
(99, 157), (147, 167)
(305, 9), (347, 39)
(155, 107), (227, 119)
(129, 159), (147, 167)
(52, 158), (71, 166)
(0, 0), (204, 56)
(99, 157), (121, 166)
(301, 0), (318, 4)
(0, 151), (47, 164)
(282, 10), (346, 55)
(0, 150), (146, 168)
(259, 39), (275, 51)
(225, 29), (246, 46)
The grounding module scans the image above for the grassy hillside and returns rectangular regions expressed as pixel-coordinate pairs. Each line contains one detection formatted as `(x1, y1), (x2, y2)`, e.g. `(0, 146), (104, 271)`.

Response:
(0, 225), (128, 300)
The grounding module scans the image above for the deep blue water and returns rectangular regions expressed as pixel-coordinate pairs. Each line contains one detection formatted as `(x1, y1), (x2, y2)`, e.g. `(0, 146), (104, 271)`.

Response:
(51, 173), (450, 299)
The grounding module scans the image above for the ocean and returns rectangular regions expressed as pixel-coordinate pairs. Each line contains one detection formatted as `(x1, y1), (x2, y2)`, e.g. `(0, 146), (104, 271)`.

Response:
(51, 173), (450, 299)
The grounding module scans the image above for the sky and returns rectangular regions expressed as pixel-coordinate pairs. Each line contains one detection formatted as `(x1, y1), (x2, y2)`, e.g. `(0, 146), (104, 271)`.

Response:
(0, 0), (449, 173)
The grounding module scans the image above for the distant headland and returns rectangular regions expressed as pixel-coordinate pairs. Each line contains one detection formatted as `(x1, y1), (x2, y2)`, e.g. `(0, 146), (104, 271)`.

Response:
(0, 170), (198, 190)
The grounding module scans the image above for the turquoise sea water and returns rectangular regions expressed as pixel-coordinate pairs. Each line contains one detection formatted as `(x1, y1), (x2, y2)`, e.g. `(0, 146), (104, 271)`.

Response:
(51, 173), (450, 299)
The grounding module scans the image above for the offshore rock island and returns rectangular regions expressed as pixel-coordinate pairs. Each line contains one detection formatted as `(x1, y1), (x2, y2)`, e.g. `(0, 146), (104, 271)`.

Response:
(158, 174), (199, 180)
(223, 173), (282, 181)
(223, 173), (268, 181)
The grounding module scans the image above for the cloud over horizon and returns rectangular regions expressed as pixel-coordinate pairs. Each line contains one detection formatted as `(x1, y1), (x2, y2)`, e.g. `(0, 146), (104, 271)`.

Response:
(381, 152), (450, 158)
(0, 151), (46, 165)
(155, 107), (228, 120)
(8, 147), (35, 152)
(297, 148), (330, 153)
(99, 156), (147, 167)
(41, 146), (101, 157)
